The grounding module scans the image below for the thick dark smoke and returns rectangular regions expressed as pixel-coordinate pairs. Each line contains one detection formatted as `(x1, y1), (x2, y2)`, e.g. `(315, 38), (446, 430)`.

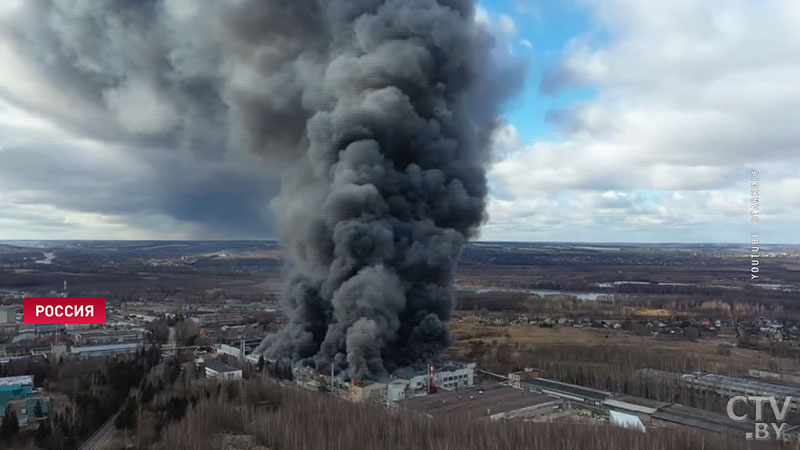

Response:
(1, 0), (522, 379)
(257, 0), (522, 379)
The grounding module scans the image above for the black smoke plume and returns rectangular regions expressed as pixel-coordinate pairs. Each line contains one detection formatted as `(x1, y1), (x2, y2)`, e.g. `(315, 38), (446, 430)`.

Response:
(257, 0), (522, 379)
(1, 0), (523, 379)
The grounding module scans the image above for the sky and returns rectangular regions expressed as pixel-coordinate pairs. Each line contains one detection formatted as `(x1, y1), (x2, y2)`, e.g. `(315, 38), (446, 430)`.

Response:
(0, 0), (798, 243)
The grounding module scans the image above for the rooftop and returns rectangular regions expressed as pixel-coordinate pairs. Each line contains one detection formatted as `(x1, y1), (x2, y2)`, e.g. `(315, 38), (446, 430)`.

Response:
(653, 404), (753, 434)
(686, 373), (800, 398)
(71, 343), (139, 353)
(0, 375), (34, 388)
(400, 383), (557, 417)
(205, 361), (240, 373)
(604, 394), (670, 413)
(523, 378), (611, 403)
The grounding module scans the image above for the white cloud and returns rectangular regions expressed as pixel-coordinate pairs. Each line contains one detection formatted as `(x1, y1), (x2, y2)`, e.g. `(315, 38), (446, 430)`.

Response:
(486, 0), (800, 242)
(498, 14), (517, 36)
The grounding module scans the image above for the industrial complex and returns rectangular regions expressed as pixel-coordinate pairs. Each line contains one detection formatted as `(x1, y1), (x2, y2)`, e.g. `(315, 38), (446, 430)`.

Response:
(0, 375), (50, 429)
(289, 361), (476, 404)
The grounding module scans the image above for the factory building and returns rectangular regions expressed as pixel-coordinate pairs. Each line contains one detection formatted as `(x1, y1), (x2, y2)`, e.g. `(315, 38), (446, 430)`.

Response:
(0, 375), (34, 405)
(652, 404), (757, 435)
(0, 307), (12, 324)
(400, 384), (568, 421)
(70, 342), (140, 358)
(602, 395), (670, 417)
(292, 361), (476, 404)
(205, 361), (243, 381)
(73, 328), (145, 345)
(748, 369), (800, 386)
(681, 372), (800, 411)
(387, 379), (409, 402)
(0, 375), (50, 428)
(217, 341), (263, 365)
(406, 362), (476, 396)
(508, 368), (541, 388)
(521, 377), (611, 405)
(348, 380), (388, 403)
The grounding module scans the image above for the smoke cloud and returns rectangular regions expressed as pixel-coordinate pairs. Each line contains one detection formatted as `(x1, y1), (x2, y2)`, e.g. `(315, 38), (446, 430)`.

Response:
(257, 0), (523, 379)
(1, 0), (523, 378)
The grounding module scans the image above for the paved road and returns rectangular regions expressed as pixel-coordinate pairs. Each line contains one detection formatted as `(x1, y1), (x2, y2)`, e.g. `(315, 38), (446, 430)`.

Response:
(78, 411), (120, 450)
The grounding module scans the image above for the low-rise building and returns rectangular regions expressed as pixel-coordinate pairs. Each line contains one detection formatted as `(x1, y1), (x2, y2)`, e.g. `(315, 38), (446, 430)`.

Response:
(521, 377), (611, 405)
(400, 384), (568, 421)
(349, 380), (387, 403)
(74, 328), (145, 345)
(70, 342), (139, 358)
(205, 361), (243, 381)
(407, 362), (475, 395)
(681, 372), (800, 412)
(0, 307), (12, 324)
(509, 368), (541, 388)
(0, 375), (50, 428)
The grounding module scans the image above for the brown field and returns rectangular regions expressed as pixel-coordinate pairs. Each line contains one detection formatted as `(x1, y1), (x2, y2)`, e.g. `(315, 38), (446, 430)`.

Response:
(448, 321), (800, 375)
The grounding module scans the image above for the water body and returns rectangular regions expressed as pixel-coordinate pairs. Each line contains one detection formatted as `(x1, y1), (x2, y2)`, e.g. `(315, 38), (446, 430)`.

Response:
(35, 251), (55, 264)
(458, 287), (610, 301)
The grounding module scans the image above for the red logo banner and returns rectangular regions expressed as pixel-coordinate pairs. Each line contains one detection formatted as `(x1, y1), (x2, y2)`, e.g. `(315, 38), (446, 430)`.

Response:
(23, 298), (106, 324)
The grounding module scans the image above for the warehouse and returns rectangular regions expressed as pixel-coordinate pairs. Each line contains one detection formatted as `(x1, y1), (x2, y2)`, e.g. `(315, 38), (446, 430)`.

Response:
(681, 372), (800, 411)
(652, 404), (756, 434)
(400, 383), (567, 421)
(205, 361), (243, 381)
(70, 342), (139, 358)
(603, 395), (670, 416)
(521, 377), (611, 405)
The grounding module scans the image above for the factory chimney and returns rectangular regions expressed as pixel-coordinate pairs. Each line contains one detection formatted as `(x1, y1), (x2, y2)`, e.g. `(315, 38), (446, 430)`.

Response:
(428, 361), (436, 394)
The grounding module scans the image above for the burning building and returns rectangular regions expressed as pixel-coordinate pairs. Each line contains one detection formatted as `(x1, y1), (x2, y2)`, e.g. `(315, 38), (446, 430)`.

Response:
(293, 360), (476, 404)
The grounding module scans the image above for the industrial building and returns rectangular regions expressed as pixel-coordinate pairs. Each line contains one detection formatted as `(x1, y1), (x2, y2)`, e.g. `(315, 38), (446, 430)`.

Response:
(406, 362), (476, 395)
(602, 395), (670, 417)
(217, 341), (264, 365)
(0, 375), (50, 428)
(70, 342), (140, 358)
(652, 404), (757, 434)
(348, 380), (389, 403)
(292, 361), (477, 404)
(680, 372), (800, 411)
(748, 368), (800, 385)
(0, 307), (12, 324)
(508, 368), (541, 388)
(520, 377), (611, 405)
(73, 328), (146, 345)
(205, 360), (243, 381)
(400, 383), (568, 421)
